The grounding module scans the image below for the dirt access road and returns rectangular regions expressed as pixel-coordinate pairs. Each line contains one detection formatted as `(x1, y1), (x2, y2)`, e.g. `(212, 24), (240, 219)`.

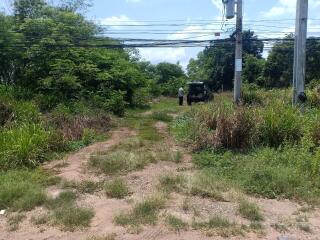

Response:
(1, 98), (320, 240)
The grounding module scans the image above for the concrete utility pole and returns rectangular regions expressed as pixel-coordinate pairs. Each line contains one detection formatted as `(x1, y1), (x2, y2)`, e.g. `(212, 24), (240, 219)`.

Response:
(293, 0), (308, 105)
(234, 0), (243, 104)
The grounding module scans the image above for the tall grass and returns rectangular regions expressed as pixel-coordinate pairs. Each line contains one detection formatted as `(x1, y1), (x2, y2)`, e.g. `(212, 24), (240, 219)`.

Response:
(173, 89), (320, 203)
(0, 124), (52, 170)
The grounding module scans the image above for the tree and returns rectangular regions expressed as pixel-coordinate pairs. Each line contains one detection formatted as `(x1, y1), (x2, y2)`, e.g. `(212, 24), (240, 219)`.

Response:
(14, 0), (46, 20)
(243, 54), (265, 84)
(155, 62), (185, 84)
(1, 0), (153, 113)
(263, 35), (294, 88)
(187, 30), (264, 91)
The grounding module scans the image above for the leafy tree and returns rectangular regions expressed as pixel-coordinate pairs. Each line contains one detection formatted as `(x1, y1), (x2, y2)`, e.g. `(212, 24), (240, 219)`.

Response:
(243, 54), (265, 84)
(155, 62), (185, 84)
(263, 36), (294, 88)
(187, 30), (264, 91)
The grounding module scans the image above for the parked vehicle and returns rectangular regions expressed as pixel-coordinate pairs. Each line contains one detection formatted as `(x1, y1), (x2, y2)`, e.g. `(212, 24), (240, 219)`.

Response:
(187, 82), (213, 105)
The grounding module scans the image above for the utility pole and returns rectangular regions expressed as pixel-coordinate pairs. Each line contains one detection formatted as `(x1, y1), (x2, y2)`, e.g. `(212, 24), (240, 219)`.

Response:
(293, 0), (308, 106)
(234, 0), (243, 104)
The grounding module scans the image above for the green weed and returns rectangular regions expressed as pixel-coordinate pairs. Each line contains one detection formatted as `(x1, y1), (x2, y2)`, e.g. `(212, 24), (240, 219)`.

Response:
(190, 171), (228, 201)
(105, 179), (130, 199)
(151, 111), (173, 123)
(0, 170), (57, 211)
(238, 199), (264, 222)
(166, 214), (188, 231)
(7, 213), (26, 231)
(114, 194), (166, 227)
(53, 206), (94, 231)
(159, 174), (186, 193)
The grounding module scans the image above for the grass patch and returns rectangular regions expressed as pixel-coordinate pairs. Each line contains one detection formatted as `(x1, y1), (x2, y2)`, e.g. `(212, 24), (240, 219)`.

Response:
(157, 150), (183, 163)
(192, 215), (244, 237)
(31, 214), (50, 226)
(89, 137), (158, 175)
(45, 191), (77, 210)
(7, 213), (26, 231)
(166, 214), (188, 231)
(44, 191), (94, 231)
(62, 180), (103, 194)
(114, 194), (166, 227)
(271, 222), (289, 233)
(238, 199), (264, 222)
(90, 149), (156, 175)
(0, 169), (58, 211)
(87, 234), (117, 240)
(192, 149), (320, 203)
(159, 174), (186, 193)
(151, 111), (173, 123)
(53, 206), (94, 231)
(189, 171), (228, 201)
(105, 179), (130, 199)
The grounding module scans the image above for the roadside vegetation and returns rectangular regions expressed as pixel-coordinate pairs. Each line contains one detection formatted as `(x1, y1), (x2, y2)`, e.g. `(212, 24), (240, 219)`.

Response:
(172, 89), (320, 204)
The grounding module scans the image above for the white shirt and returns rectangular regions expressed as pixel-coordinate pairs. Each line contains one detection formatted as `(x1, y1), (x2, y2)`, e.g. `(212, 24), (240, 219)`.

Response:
(178, 88), (184, 97)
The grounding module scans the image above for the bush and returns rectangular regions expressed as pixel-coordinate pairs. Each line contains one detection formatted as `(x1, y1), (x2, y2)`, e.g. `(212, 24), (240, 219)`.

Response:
(259, 103), (303, 147)
(48, 105), (111, 142)
(131, 87), (151, 108)
(0, 124), (53, 170)
(242, 84), (263, 105)
(213, 108), (258, 150)
(105, 179), (130, 199)
(106, 91), (126, 117)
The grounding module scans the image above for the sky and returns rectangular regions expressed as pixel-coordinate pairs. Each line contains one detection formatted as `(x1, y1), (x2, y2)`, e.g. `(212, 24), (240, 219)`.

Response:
(1, 0), (320, 68)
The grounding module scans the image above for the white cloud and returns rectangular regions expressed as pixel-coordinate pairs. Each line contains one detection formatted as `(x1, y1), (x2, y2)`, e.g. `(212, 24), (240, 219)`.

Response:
(139, 48), (188, 67)
(99, 15), (138, 29)
(211, 0), (223, 12)
(126, 0), (142, 3)
(263, 0), (320, 18)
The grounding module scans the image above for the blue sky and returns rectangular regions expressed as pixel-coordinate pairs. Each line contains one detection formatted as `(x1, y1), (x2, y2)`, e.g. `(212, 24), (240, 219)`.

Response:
(1, 0), (320, 67)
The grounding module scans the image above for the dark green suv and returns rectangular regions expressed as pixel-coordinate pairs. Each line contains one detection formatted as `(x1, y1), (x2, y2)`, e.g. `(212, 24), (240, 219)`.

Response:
(187, 82), (213, 105)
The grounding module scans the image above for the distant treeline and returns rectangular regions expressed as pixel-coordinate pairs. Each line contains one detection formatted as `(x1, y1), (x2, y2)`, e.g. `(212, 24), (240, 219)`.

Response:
(187, 31), (320, 91)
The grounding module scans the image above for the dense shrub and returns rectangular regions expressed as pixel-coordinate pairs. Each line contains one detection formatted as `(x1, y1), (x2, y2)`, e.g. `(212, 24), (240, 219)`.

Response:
(259, 103), (303, 147)
(213, 108), (258, 150)
(0, 123), (53, 170)
(242, 84), (263, 105)
(47, 103), (112, 142)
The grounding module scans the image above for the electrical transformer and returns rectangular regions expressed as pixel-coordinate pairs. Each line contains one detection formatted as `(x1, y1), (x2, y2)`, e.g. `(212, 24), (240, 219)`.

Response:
(222, 0), (235, 19)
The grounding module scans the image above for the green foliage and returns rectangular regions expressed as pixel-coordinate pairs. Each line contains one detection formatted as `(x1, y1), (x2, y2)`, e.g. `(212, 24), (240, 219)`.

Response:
(238, 199), (264, 222)
(166, 215), (188, 231)
(259, 103), (303, 147)
(177, 92), (320, 203)
(151, 111), (173, 122)
(114, 194), (166, 227)
(45, 190), (94, 231)
(0, 123), (52, 170)
(0, 169), (57, 211)
(104, 179), (130, 199)
(159, 175), (186, 193)
(53, 206), (94, 231)
(192, 147), (320, 202)
(190, 171), (228, 201)
(187, 30), (263, 91)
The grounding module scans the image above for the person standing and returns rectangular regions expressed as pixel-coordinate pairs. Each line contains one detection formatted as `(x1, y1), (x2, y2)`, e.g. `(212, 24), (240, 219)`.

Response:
(178, 87), (184, 106)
